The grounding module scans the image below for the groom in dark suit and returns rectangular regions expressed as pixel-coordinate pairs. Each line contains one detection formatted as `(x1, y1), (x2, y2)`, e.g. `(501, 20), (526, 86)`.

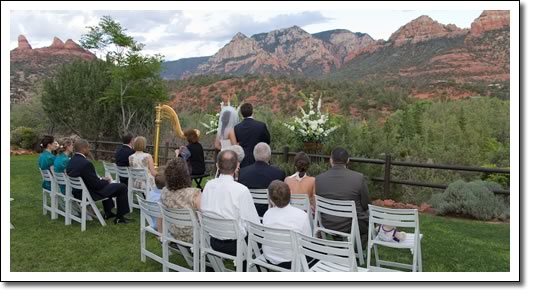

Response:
(234, 103), (271, 168)
(67, 139), (131, 224)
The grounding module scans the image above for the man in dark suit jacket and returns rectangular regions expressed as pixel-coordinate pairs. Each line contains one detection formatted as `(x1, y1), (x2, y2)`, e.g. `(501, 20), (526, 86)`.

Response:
(115, 132), (135, 184)
(238, 142), (285, 217)
(315, 147), (371, 248)
(67, 139), (131, 224)
(234, 103), (271, 168)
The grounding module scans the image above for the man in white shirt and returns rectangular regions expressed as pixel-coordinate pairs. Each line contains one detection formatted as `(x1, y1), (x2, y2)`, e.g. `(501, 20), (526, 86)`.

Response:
(201, 150), (260, 262)
(262, 180), (312, 270)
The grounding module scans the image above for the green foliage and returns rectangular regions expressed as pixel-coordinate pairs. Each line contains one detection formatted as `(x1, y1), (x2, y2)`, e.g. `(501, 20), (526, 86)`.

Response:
(10, 100), (49, 133)
(429, 180), (509, 221)
(41, 59), (115, 139)
(80, 15), (167, 135)
(10, 127), (39, 150)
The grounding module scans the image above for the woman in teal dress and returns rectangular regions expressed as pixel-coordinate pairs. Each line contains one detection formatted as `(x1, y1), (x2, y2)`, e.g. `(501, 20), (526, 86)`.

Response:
(54, 138), (73, 194)
(38, 135), (58, 191)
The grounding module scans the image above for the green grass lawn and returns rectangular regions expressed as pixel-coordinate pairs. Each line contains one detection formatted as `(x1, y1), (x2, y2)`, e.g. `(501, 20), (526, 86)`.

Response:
(9, 154), (510, 272)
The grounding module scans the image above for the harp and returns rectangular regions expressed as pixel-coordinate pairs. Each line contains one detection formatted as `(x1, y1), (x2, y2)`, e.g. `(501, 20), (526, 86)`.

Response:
(153, 104), (200, 168)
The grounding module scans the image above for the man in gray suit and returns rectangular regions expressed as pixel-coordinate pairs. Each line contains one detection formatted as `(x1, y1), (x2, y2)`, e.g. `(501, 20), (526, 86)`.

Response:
(315, 147), (371, 248)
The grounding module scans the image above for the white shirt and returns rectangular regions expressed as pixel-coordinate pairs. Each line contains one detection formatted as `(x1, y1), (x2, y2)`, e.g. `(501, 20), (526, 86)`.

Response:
(201, 174), (260, 239)
(262, 204), (312, 264)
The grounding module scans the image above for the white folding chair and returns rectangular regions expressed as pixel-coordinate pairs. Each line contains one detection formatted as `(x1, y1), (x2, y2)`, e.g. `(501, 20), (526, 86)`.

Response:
(65, 175), (108, 232)
(39, 168), (56, 219)
(138, 195), (164, 267)
(116, 166), (134, 212)
(246, 221), (298, 272)
(367, 205), (423, 272)
(161, 205), (200, 272)
(198, 212), (246, 272)
(128, 168), (151, 212)
(51, 172), (69, 224)
(250, 189), (269, 221)
(313, 195), (365, 266)
(102, 161), (119, 183)
(290, 194), (313, 227)
(296, 233), (368, 272)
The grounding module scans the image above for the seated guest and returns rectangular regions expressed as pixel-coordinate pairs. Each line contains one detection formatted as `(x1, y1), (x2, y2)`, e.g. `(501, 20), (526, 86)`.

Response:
(263, 180), (312, 270)
(161, 158), (201, 243)
(238, 142), (285, 217)
(180, 129), (206, 176)
(129, 136), (157, 190)
(67, 139), (131, 224)
(38, 135), (58, 191)
(54, 137), (80, 215)
(315, 147), (371, 248)
(284, 152), (316, 214)
(54, 137), (74, 194)
(115, 132), (135, 184)
(148, 171), (166, 235)
(201, 150), (260, 265)
(215, 144), (245, 179)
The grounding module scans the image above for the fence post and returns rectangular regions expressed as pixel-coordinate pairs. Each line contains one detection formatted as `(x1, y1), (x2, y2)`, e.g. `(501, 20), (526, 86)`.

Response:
(283, 146), (289, 163)
(164, 141), (170, 165)
(383, 154), (391, 198)
(93, 139), (99, 160)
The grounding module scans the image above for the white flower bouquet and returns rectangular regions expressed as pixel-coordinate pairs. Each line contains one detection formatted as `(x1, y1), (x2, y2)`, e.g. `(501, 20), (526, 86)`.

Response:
(201, 112), (219, 135)
(283, 92), (339, 143)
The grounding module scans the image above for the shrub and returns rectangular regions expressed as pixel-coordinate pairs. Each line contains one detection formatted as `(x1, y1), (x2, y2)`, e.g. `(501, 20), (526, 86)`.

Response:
(429, 180), (509, 221)
(11, 127), (39, 150)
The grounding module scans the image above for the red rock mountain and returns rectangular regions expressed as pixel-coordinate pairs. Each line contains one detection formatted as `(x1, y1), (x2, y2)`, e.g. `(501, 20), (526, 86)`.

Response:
(388, 15), (468, 47)
(10, 35), (96, 103)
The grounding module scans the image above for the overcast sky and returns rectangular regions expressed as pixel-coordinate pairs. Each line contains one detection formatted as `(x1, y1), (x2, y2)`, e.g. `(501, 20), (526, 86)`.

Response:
(10, 10), (483, 61)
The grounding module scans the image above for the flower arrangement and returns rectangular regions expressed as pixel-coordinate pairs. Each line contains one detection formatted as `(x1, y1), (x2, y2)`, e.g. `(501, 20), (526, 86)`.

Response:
(283, 92), (339, 143)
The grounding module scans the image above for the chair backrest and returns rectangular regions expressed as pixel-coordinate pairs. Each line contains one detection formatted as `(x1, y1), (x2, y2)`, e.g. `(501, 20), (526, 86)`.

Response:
(296, 233), (357, 272)
(138, 195), (163, 224)
(161, 205), (199, 232)
(315, 195), (356, 219)
(198, 212), (240, 240)
(116, 166), (130, 179)
(290, 194), (310, 213)
(102, 161), (118, 181)
(246, 221), (297, 271)
(66, 175), (90, 196)
(250, 189), (269, 206)
(39, 168), (53, 183)
(368, 204), (419, 229)
(129, 167), (150, 191)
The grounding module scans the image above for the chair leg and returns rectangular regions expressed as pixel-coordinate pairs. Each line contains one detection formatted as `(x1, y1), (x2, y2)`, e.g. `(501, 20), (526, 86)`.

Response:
(418, 241), (423, 272)
(373, 243), (380, 268)
(162, 240), (169, 272)
(81, 199), (87, 232)
(43, 192), (47, 215)
(140, 228), (146, 262)
(412, 245), (418, 272)
(51, 194), (57, 220)
(366, 242), (372, 269)
(200, 252), (206, 272)
(65, 198), (71, 225)
(128, 190), (133, 213)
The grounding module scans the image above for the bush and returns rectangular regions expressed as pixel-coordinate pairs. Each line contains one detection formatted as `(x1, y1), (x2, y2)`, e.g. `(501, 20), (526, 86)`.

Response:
(11, 127), (39, 150)
(429, 180), (509, 221)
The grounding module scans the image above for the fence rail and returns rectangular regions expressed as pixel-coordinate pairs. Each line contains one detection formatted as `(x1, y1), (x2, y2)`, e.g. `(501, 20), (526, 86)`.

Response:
(90, 140), (510, 197)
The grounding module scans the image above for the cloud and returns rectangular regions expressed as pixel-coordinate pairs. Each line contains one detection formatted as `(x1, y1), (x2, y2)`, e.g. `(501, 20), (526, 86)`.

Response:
(203, 11), (332, 41)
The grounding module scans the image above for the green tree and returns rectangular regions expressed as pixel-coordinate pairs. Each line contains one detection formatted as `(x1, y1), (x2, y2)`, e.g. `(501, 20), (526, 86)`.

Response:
(41, 60), (115, 139)
(80, 15), (167, 135)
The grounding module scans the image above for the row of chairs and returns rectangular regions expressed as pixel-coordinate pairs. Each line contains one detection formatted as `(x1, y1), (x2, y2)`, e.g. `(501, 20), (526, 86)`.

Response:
(39, 163), (151, 231)
(40, 169), (108, 231)
(140, 190), (423, 272)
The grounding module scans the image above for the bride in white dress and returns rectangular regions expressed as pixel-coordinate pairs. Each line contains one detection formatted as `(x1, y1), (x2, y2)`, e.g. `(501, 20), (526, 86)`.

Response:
(214, 104), (239, 151)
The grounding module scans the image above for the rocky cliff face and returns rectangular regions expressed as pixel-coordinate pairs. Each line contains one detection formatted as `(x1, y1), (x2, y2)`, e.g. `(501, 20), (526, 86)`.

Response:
(10, 35), (96, 103)
(469, 10), (510, 36)
(388, 15), (468, 47)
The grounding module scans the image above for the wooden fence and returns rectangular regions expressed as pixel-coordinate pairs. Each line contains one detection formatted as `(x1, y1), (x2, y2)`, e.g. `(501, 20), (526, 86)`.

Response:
(90, 140), (510, 197)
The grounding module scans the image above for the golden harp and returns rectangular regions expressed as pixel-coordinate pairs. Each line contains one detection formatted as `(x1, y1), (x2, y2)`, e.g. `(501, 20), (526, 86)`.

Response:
(153, 104), (200, 168)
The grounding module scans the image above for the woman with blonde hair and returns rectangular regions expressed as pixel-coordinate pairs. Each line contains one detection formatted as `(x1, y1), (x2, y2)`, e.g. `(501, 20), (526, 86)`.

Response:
(128, 136), (157, 190)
